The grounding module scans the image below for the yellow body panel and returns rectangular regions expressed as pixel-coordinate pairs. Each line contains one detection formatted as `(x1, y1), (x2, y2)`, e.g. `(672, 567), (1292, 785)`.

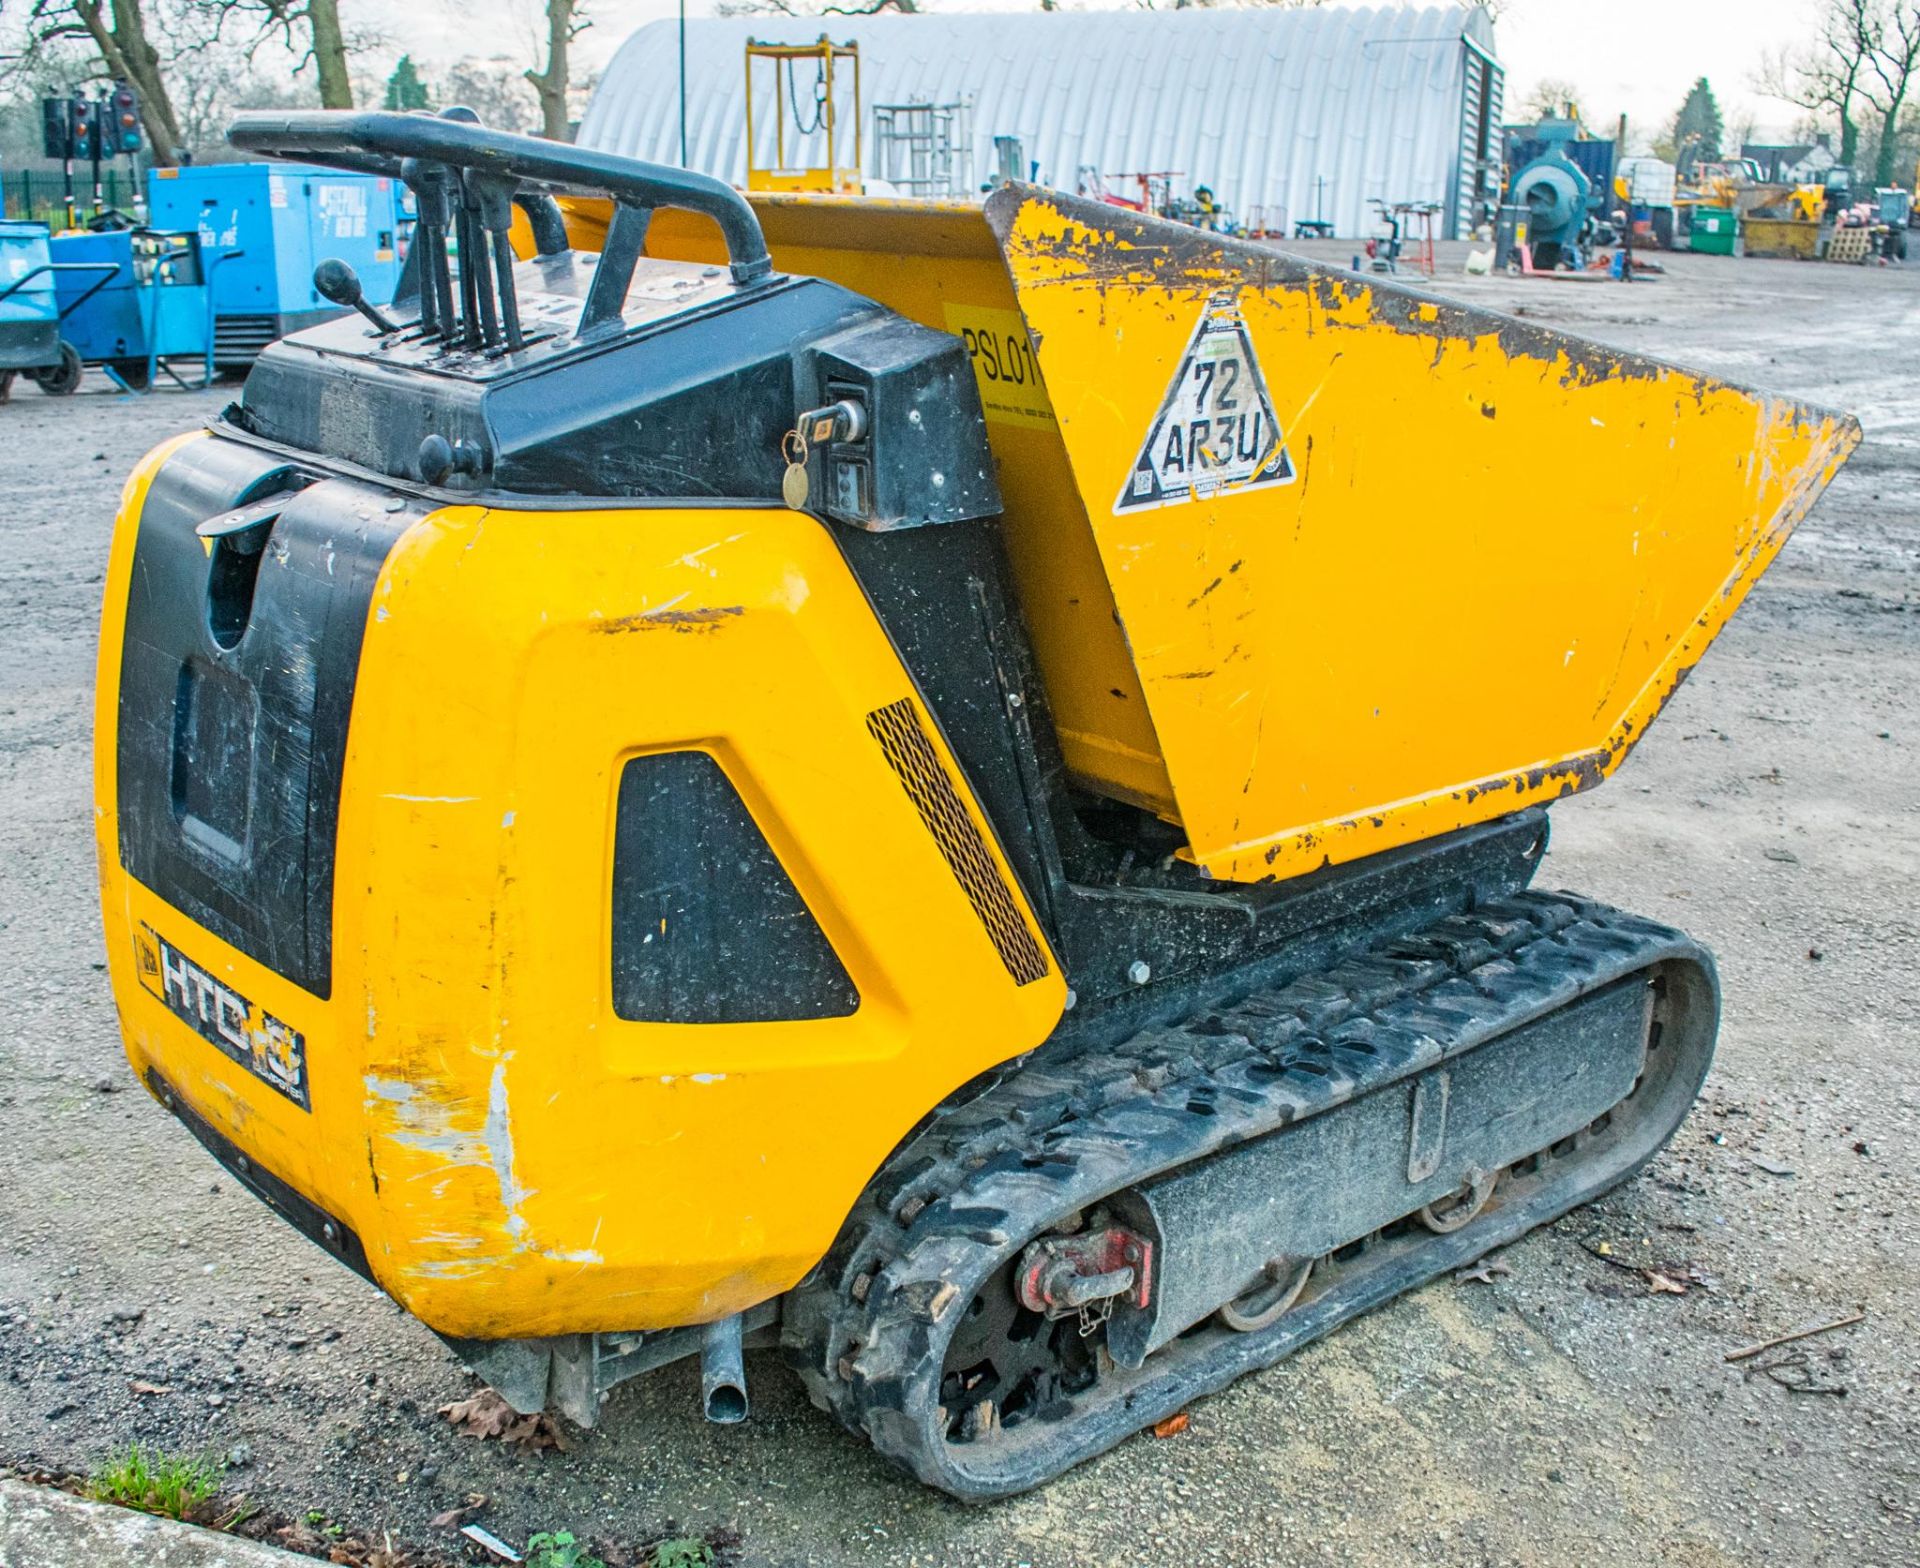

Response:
(96, 446), (1063, 1336)
(546, 190), (1859, 884)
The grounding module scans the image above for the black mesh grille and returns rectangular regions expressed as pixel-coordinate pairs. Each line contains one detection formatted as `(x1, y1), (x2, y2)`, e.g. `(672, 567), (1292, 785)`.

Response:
(866, 698), (1049, 986)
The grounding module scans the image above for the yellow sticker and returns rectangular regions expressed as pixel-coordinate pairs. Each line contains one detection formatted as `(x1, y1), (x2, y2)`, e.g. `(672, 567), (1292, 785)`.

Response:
(943, 304), (1056, 430)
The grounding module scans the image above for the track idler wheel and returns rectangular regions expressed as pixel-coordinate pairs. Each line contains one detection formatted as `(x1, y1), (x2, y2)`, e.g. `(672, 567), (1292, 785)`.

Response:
(938, 1237), (1102, 1448)
(1216, 1256), (1314, 1333)
(1417, 1167), (1499, 1234)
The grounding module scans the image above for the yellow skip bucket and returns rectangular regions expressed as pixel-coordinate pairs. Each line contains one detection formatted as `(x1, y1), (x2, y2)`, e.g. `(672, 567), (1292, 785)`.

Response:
(550, 187), (1861, 885)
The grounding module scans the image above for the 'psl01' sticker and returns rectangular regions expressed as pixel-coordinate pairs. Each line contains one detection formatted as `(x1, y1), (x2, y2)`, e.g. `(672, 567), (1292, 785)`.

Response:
(1117, 291), (1295, 513)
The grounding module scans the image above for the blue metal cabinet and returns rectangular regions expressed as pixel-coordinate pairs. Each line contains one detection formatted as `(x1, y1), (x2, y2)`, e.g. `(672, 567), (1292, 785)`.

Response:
(145, 163), (408, 366)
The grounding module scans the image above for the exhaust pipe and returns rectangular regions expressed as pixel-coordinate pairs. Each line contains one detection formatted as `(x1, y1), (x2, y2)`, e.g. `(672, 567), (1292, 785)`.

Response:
(700, 1313), (748, 1424)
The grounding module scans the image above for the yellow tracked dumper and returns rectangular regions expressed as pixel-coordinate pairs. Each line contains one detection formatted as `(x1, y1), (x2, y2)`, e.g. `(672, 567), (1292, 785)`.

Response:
(95, 113), (1859, 1497)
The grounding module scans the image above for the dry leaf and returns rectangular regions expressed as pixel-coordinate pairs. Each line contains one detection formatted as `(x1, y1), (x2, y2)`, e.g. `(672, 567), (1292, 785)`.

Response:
(430, 1493), (488, 1529)
(1644, 1271), (1688, 1295)
(1151, 1412), (1190, 1438)
(1456, 1258), (1512, 1286)
(129, 1380), (171, 1396)
(319, 1536), (416, 1568)
(438, 1387), (570, 1452)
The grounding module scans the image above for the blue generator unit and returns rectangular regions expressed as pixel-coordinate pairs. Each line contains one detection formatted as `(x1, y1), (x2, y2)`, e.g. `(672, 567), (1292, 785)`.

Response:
(50, 228), (244, 390)
(146, 162), (408, 368)
(0, 219), (126, 396)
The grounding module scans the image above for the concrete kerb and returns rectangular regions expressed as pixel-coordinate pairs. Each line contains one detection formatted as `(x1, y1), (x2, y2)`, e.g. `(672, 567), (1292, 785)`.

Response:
(0, 1479), (310, 1568)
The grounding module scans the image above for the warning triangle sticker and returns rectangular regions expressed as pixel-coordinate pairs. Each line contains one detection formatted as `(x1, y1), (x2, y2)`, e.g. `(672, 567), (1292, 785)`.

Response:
(1115, 291), (1296, 513)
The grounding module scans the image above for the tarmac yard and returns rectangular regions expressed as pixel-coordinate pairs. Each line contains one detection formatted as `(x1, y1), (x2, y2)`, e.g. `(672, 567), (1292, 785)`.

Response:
(1, 249), (1916, 1567)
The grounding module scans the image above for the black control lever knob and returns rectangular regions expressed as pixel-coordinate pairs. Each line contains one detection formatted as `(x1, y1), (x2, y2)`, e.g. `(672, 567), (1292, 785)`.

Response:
(416, 433), (488, 487)
(314, 257), (400, 336)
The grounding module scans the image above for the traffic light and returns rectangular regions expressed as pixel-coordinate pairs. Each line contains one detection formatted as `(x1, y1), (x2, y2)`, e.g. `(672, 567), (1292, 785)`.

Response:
(111, 81), (141, 155)
(67, 97), (97, 163)
(40, 97), (70, 160)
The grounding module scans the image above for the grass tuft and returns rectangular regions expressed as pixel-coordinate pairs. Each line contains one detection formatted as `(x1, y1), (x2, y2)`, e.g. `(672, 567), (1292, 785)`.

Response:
(525, 1530), (607, 1568)
(86, 1445), (220, 1521)
(650, 1539), (714, 1568)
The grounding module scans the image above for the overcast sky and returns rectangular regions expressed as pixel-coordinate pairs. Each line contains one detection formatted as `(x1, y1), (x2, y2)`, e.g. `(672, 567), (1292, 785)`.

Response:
(387, 0), (1823, 145)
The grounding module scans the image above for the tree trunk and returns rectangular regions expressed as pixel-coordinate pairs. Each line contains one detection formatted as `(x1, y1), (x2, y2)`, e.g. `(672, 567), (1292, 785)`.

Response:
(75, 0), (185, 165)
(306, 0), (354, 109)
(525, 0), (578, 142)
(1873, 101), (1907, 183)
(1839, 112), (1859, 167)
(1867, 6), (1918, 186)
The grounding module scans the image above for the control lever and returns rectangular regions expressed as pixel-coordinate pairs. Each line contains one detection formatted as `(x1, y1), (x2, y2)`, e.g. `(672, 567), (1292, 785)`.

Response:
(314, 258), (399, 335)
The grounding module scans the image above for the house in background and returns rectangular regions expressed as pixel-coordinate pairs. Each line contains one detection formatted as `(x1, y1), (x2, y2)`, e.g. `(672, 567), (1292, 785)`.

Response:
(1742, 139), (1839, 183)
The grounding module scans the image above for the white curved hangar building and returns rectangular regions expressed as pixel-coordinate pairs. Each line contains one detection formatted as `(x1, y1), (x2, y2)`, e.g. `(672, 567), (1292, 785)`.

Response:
(578, 4), (1503, 241)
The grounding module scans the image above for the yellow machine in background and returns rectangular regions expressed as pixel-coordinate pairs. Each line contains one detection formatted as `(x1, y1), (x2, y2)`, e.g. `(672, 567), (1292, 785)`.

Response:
(744, 36), (861, 194)
(99, 111), (1856, 1500)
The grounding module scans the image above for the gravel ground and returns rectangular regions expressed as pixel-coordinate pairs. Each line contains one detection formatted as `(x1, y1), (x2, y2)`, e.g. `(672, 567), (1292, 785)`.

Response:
(1, 248), (1916, 1568)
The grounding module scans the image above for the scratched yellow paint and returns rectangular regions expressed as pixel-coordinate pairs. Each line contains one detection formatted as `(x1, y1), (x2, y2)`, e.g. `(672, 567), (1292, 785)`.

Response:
(990, 192), (1860, 881)
(96, 478), (1062, 1336)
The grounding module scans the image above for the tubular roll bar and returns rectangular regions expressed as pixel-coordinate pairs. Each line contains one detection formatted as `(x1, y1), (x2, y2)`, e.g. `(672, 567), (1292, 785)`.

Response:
(226, 109), (775, 350)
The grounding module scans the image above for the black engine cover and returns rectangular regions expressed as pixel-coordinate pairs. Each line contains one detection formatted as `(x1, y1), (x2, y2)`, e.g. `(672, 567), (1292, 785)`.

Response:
(233, 253), (1002, 530)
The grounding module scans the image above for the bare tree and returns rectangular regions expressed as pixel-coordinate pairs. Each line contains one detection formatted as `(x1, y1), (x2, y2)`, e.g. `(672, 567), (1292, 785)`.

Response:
(165, 27), (318, 152)
(1759, 0), (1877, 168)
(1863, 1), (1920, 183)
(524, 0), (586, 140)
(1514, 77), (1584, 123)
(443, 55), (539, 136)
(186, 0), (355, 108)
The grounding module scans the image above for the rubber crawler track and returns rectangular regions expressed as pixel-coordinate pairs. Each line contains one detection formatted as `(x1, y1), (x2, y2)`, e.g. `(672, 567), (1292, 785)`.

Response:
(783, 891), (1720, 1498)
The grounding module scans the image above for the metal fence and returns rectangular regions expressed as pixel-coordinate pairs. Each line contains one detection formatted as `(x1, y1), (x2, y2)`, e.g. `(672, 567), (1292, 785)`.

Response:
(3, 169), (141, 224)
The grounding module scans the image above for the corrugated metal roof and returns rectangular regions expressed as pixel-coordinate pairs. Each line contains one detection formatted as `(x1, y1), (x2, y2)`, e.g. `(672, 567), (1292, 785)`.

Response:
(579, 5), (1498, 239)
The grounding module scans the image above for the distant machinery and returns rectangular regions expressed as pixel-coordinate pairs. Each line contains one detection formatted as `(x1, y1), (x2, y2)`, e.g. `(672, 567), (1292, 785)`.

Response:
(1505, 122), (1600, 270)
(744, 36), (862, 195)
(872, 99), (972, 198)
(1074, 169), (1240, 236)
(145, 163), (407, 368)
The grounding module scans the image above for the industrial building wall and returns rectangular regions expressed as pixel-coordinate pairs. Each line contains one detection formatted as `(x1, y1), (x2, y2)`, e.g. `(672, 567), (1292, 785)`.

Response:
(579, 5), (1503, 240)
